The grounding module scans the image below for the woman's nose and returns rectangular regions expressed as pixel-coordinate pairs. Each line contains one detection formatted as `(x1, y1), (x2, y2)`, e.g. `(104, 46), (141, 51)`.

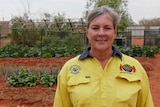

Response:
(97, 29), (105, 36)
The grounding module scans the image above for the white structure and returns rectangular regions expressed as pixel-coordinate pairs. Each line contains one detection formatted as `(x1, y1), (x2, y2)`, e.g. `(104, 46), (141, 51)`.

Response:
(126, 26), (160, 38)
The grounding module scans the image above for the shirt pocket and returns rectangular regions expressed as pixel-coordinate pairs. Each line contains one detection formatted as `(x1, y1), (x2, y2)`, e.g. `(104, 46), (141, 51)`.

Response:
(116, 73), (140, 82)
(67, 76), (91, 86)
(115, 73), (141, 105)
(67, 76), (91, 105)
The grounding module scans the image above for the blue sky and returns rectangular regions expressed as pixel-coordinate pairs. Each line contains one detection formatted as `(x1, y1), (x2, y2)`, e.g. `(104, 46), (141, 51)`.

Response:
(0, 0), (160, 23)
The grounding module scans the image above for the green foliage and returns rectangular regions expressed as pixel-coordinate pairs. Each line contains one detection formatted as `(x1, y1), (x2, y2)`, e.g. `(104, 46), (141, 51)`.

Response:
(39, 73), (57, 87)
(0, 42), (159, 58)
(85, 0), (134, 30)
(0, 34), (85, 57)
(10, 17), (41, 47)
(0, 43), (28, 58)
(0, 34), (159, 58)
(139, 18), (160, 26)
(42, 53), (53, 58)
(7, 67), (38, 87)
(6, 66), (59, 87)
(24, 47), (41, 57)
(115, 45), (159, 57)
(0, 43), (41, 58)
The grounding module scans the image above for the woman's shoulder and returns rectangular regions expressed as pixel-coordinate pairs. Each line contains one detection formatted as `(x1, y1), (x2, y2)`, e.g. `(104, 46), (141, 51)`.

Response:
(121, 53), (142, 66)
(121, 53), (146, 72)
(122, 54), (138, 61)
(65, 55), (81, 64)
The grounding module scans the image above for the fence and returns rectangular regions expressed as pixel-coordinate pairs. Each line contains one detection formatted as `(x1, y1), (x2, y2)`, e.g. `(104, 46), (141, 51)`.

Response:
(0, 21), (10, 47)
(114, 31), (132, 45)
(144, 30), (160, 46)
(1, 19), (160, 47)
(127, 26), (160, 46)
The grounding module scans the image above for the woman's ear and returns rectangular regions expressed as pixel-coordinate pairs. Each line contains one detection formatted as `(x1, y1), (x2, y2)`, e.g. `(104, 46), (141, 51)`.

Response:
(114, 28), (117, 38)
(85, 27), (90, 46)
(85, 27), (89, 38)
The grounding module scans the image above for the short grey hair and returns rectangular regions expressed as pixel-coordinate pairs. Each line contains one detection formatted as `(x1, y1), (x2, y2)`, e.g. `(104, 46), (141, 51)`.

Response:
(86, 5), (119, 29)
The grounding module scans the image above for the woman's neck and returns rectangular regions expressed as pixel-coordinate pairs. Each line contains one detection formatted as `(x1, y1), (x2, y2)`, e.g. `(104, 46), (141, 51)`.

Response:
(90, 48), (113, 68)
(90, 48), (112, 59)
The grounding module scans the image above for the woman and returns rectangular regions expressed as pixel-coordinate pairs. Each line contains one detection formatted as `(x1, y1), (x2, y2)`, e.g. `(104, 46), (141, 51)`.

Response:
(53, 5), (154, 107)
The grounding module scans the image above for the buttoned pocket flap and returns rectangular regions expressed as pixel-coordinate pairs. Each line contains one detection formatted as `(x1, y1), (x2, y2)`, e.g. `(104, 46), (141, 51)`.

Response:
(68, 76), (91, 86)
(116, 73), (140, 82)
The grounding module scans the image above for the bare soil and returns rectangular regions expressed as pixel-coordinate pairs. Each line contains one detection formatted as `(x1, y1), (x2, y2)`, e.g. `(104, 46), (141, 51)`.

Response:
(0, 57), (71, 107)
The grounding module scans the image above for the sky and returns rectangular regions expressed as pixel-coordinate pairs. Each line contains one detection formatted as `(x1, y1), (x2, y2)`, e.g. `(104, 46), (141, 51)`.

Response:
(0, 0), (160, 23)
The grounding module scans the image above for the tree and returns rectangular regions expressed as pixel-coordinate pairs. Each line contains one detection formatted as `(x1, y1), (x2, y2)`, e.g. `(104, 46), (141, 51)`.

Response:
(139, 18), (160, 26)
(85, 0), (134, 31)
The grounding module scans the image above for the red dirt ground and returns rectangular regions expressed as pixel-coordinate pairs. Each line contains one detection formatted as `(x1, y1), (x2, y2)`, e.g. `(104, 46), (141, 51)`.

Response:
(0, 54), (160, 107)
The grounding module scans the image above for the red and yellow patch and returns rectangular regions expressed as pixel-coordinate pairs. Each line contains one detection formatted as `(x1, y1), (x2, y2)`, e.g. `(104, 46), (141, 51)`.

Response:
(120, 64), (136, 73)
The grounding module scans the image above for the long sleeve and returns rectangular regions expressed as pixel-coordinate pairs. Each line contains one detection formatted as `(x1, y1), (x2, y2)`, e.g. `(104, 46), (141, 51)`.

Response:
(136, 63), (154, 107)
(53, 65), (72, 107)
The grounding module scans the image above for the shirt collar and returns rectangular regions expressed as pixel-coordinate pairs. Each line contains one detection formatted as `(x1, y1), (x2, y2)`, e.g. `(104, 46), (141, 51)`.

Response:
(78, 46), (122, 60)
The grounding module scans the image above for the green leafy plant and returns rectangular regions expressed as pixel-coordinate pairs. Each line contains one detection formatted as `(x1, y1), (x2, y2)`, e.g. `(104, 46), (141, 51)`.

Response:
(39, 73), (57, 87)
(38, 66), (59, 87)
(0, 40), (159, 58)
(115, 45), (159, 57)
(5, 66), (59, 87)
(7, 67), (38, 87)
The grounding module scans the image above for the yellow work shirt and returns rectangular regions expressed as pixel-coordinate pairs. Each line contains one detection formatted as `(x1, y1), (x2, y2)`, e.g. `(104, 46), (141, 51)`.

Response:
(53, 47), (154, 107)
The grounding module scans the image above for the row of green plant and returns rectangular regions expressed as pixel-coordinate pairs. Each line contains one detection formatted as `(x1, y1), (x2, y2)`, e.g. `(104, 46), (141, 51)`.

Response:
(115, 45), (159, 57)
(0, 66), (60, 87)
(0, 42), (159, 58)
(0, 35), (85, 58)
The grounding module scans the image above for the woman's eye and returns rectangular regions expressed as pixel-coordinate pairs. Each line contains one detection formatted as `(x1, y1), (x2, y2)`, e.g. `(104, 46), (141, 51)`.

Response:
(105, 27), (111, 29)
(92, 27), (98, 30)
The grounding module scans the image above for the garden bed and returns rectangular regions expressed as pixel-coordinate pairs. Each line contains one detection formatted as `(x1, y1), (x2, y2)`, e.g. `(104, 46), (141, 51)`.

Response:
(0, 54), (160, 107)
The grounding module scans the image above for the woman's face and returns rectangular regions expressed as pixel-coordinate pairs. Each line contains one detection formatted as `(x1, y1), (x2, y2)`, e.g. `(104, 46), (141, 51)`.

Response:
(86, 14), (116, 51)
